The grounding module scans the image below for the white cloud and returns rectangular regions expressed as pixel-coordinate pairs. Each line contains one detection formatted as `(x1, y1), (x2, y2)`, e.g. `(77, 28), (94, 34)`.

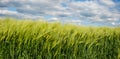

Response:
(99, 0), (115, 6)
(0, 9), (43, 19)
(111, 22), (116, 25)
(0, 0), (120, 26)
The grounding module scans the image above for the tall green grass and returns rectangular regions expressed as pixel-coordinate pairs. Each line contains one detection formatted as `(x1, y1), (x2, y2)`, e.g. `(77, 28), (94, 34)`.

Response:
(0, 18), (120, 59)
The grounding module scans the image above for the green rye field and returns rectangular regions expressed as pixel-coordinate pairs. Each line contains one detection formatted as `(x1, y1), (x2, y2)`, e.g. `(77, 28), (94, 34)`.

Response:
(0, 18), (120, 59)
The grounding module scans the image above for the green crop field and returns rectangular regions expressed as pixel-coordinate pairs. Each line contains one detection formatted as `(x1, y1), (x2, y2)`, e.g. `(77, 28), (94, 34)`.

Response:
(0, 18), (120, 59)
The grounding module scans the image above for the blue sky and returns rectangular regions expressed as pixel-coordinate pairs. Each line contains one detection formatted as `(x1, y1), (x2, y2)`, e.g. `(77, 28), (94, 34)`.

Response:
(0, 0), (120, 26)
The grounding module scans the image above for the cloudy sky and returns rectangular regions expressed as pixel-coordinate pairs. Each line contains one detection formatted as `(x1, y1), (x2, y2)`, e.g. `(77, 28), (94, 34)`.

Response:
(0, 0), (120, 26)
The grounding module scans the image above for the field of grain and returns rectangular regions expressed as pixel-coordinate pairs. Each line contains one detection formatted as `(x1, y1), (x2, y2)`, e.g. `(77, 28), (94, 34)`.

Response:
(0, 18), (120, 59)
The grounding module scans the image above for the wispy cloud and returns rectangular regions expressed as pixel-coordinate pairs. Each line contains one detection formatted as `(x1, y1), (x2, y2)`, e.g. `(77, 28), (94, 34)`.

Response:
(0, 0), (120, 26)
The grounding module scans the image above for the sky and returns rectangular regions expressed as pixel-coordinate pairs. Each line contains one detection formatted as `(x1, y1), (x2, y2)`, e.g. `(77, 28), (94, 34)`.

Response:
(0, 0), (120, 26)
